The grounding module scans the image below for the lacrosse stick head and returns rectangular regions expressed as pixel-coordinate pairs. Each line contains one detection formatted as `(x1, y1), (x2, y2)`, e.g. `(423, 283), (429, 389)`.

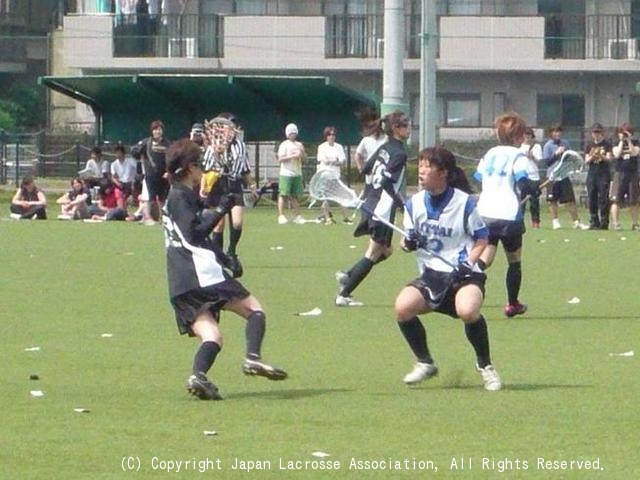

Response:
(548, 150), (583, 181)
(204, 117), (235, 155)
(308, 170), (360, 208)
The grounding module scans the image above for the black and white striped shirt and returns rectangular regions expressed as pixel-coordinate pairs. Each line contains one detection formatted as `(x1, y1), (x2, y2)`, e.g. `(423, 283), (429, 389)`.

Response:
(202, 139), (250, 181)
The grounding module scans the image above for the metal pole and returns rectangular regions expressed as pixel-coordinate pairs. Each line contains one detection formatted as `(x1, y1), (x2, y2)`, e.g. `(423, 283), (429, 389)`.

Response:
(419, 0), (437, 150)
(381, 0), (408, 116)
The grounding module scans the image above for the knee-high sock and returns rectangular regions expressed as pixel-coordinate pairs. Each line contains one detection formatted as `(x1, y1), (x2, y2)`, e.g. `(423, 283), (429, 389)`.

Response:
(340, 257), (374, 296)
(464, 316), (491, 368)
(245, 311), (266, 359)
(228, 227), (242, 255)
(193, 341), (221, 374)
(397, 316), (433, 364)
(211, 232), (224, 251)
(506, 261), (522, 304)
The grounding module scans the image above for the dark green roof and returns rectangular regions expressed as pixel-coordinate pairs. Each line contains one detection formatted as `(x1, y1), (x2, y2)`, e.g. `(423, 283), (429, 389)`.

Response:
(39, 74), (378, 144)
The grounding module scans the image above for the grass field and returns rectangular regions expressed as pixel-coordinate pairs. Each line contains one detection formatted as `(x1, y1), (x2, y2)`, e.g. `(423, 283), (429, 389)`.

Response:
(1, 205), (638, 479)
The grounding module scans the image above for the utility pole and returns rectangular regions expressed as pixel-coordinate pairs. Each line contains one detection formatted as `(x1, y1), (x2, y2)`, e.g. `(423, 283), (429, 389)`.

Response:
(419, 0), (437, 149)
(381, 0), (408, 117)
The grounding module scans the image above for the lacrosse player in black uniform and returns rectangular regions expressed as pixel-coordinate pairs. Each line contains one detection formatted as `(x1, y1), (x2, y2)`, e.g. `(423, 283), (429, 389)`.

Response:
(335, 111), (411, 306)
(163, 138), (287, 401)
(584, 123), (613, 230)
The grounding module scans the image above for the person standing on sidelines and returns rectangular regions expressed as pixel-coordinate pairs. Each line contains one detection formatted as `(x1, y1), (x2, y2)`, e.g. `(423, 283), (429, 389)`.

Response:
(316, 126), (351, 224)
(162, 138), (287, 401)
(475, 112), (534, 318)
(131, 119), (170, 225)
(335, 111), (411, 307)
(276, 123), (306, 225)
(542, 123), (589, 230)
(519, 127), (543, 228)
(395, 146), (501, 391)
(583, 123), (613, 230)
(610, 122), (640, 230)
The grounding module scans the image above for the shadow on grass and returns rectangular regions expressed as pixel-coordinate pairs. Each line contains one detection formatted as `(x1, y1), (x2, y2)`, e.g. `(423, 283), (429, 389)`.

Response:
(225, 387), (351, 400)
(440, 383), (592, 391)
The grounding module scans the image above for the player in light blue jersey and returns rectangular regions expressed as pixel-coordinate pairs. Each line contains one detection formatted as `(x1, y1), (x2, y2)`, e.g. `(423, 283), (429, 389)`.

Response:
(475, 113), (537, 318)
(395, 147), (501, 391)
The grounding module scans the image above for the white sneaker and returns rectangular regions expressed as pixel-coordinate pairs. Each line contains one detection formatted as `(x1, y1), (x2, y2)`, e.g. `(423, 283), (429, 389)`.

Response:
(57, 214), (73, 220)
(613, 223), (622, 231)
(335, 271), (349, 288)
(477, 364), (502, 391)
(9, 213), (22, 220)
(143, 219), (156, 226)
(573, 220), (589, 230)
(292, 215), (305, 225)
(277, 214), (288, 225)
(552, 218), (561, 230)
(403, 362), (438, 385)
(335, 295), (363, 307)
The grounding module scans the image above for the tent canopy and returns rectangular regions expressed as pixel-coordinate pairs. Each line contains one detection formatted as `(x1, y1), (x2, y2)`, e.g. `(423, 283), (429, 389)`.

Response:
(39, 74), (378, 145)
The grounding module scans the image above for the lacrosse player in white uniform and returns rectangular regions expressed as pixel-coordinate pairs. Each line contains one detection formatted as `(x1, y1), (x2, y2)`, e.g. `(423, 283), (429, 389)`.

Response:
(475, 113), (537, 318)
(396, 146), (501, 391)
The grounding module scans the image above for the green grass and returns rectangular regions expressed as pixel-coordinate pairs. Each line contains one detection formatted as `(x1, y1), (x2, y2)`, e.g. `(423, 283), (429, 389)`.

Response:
(1, 207), (638, 479)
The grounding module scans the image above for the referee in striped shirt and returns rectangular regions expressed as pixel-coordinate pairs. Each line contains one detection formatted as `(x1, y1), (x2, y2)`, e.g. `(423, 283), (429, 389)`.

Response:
(202, 113), (256, 278)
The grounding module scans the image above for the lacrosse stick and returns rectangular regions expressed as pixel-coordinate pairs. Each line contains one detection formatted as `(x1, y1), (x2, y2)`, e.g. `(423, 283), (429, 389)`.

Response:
(520, 149), (584, 205)
(309, 170), (455, 268)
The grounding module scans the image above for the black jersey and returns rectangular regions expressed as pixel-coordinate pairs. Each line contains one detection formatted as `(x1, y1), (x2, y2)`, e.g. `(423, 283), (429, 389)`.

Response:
(131, 136), (170, 176)
(584, 139), (612, 177)
(614, 138), (639, 173)
(361, 137), (407, 222)
(162, 183), (230, 298)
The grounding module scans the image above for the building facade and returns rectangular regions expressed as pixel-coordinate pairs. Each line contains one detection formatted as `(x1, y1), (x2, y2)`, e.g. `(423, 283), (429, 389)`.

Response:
(48, 0), (640, 144)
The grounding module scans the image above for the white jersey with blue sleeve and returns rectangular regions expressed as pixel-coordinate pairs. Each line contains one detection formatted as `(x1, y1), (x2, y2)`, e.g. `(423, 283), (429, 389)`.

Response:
(404, 187), (489, 273)
(474, 145), (529, 221)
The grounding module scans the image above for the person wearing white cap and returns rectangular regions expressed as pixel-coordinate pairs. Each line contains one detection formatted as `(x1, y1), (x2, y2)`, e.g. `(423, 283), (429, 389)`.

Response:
(276, 123), (306, 224)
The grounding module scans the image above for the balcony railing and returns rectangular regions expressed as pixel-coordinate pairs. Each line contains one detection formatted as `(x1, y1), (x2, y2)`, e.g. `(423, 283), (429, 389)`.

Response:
(109, 12), (640, 61)
(113, 14), (223, 58)
(545, 14), (640, 60)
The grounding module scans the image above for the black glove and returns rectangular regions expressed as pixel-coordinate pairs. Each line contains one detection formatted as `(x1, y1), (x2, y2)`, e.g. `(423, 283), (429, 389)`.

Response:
(403, 229), (421, 252)
(216, 193), (237, 215)
(452, 261), (474, 283)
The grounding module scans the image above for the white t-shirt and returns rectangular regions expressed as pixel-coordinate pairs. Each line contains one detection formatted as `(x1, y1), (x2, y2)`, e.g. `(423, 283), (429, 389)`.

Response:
(111, 157), (138, 183)
(277, 139), (304, 177)
(519, 142), (542, 181)
(475, 145), (529, 221)
(316, 141), (346, 175)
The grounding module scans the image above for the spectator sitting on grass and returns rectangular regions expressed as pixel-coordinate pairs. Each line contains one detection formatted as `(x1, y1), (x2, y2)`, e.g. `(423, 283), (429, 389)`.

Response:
(56, 176), (91, 220)
(10, 175), (47, 220)
(87, 179), (127, 221)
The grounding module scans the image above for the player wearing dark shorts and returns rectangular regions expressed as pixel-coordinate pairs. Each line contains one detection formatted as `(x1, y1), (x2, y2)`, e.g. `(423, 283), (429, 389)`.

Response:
(476, 113), (533, 318)
(334, 111), (411, 307)
(395, 147), (501, 391)
(163, 139), (287, 401)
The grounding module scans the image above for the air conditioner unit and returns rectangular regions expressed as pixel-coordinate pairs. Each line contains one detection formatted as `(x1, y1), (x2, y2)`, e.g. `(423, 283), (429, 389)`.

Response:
(607, 39), (637, 60)
(168, 37), (197, 58)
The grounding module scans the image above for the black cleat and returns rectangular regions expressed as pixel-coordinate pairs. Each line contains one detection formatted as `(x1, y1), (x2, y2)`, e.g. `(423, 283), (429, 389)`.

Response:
(242, 358), (288, 381)
(187, 372), (223, 400)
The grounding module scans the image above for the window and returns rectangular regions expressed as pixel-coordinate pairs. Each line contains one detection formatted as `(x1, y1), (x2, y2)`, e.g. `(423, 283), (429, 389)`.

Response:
(630, 95), (640, 130)
(537, 94), (584, 127)
(437, 94), (481, 127)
